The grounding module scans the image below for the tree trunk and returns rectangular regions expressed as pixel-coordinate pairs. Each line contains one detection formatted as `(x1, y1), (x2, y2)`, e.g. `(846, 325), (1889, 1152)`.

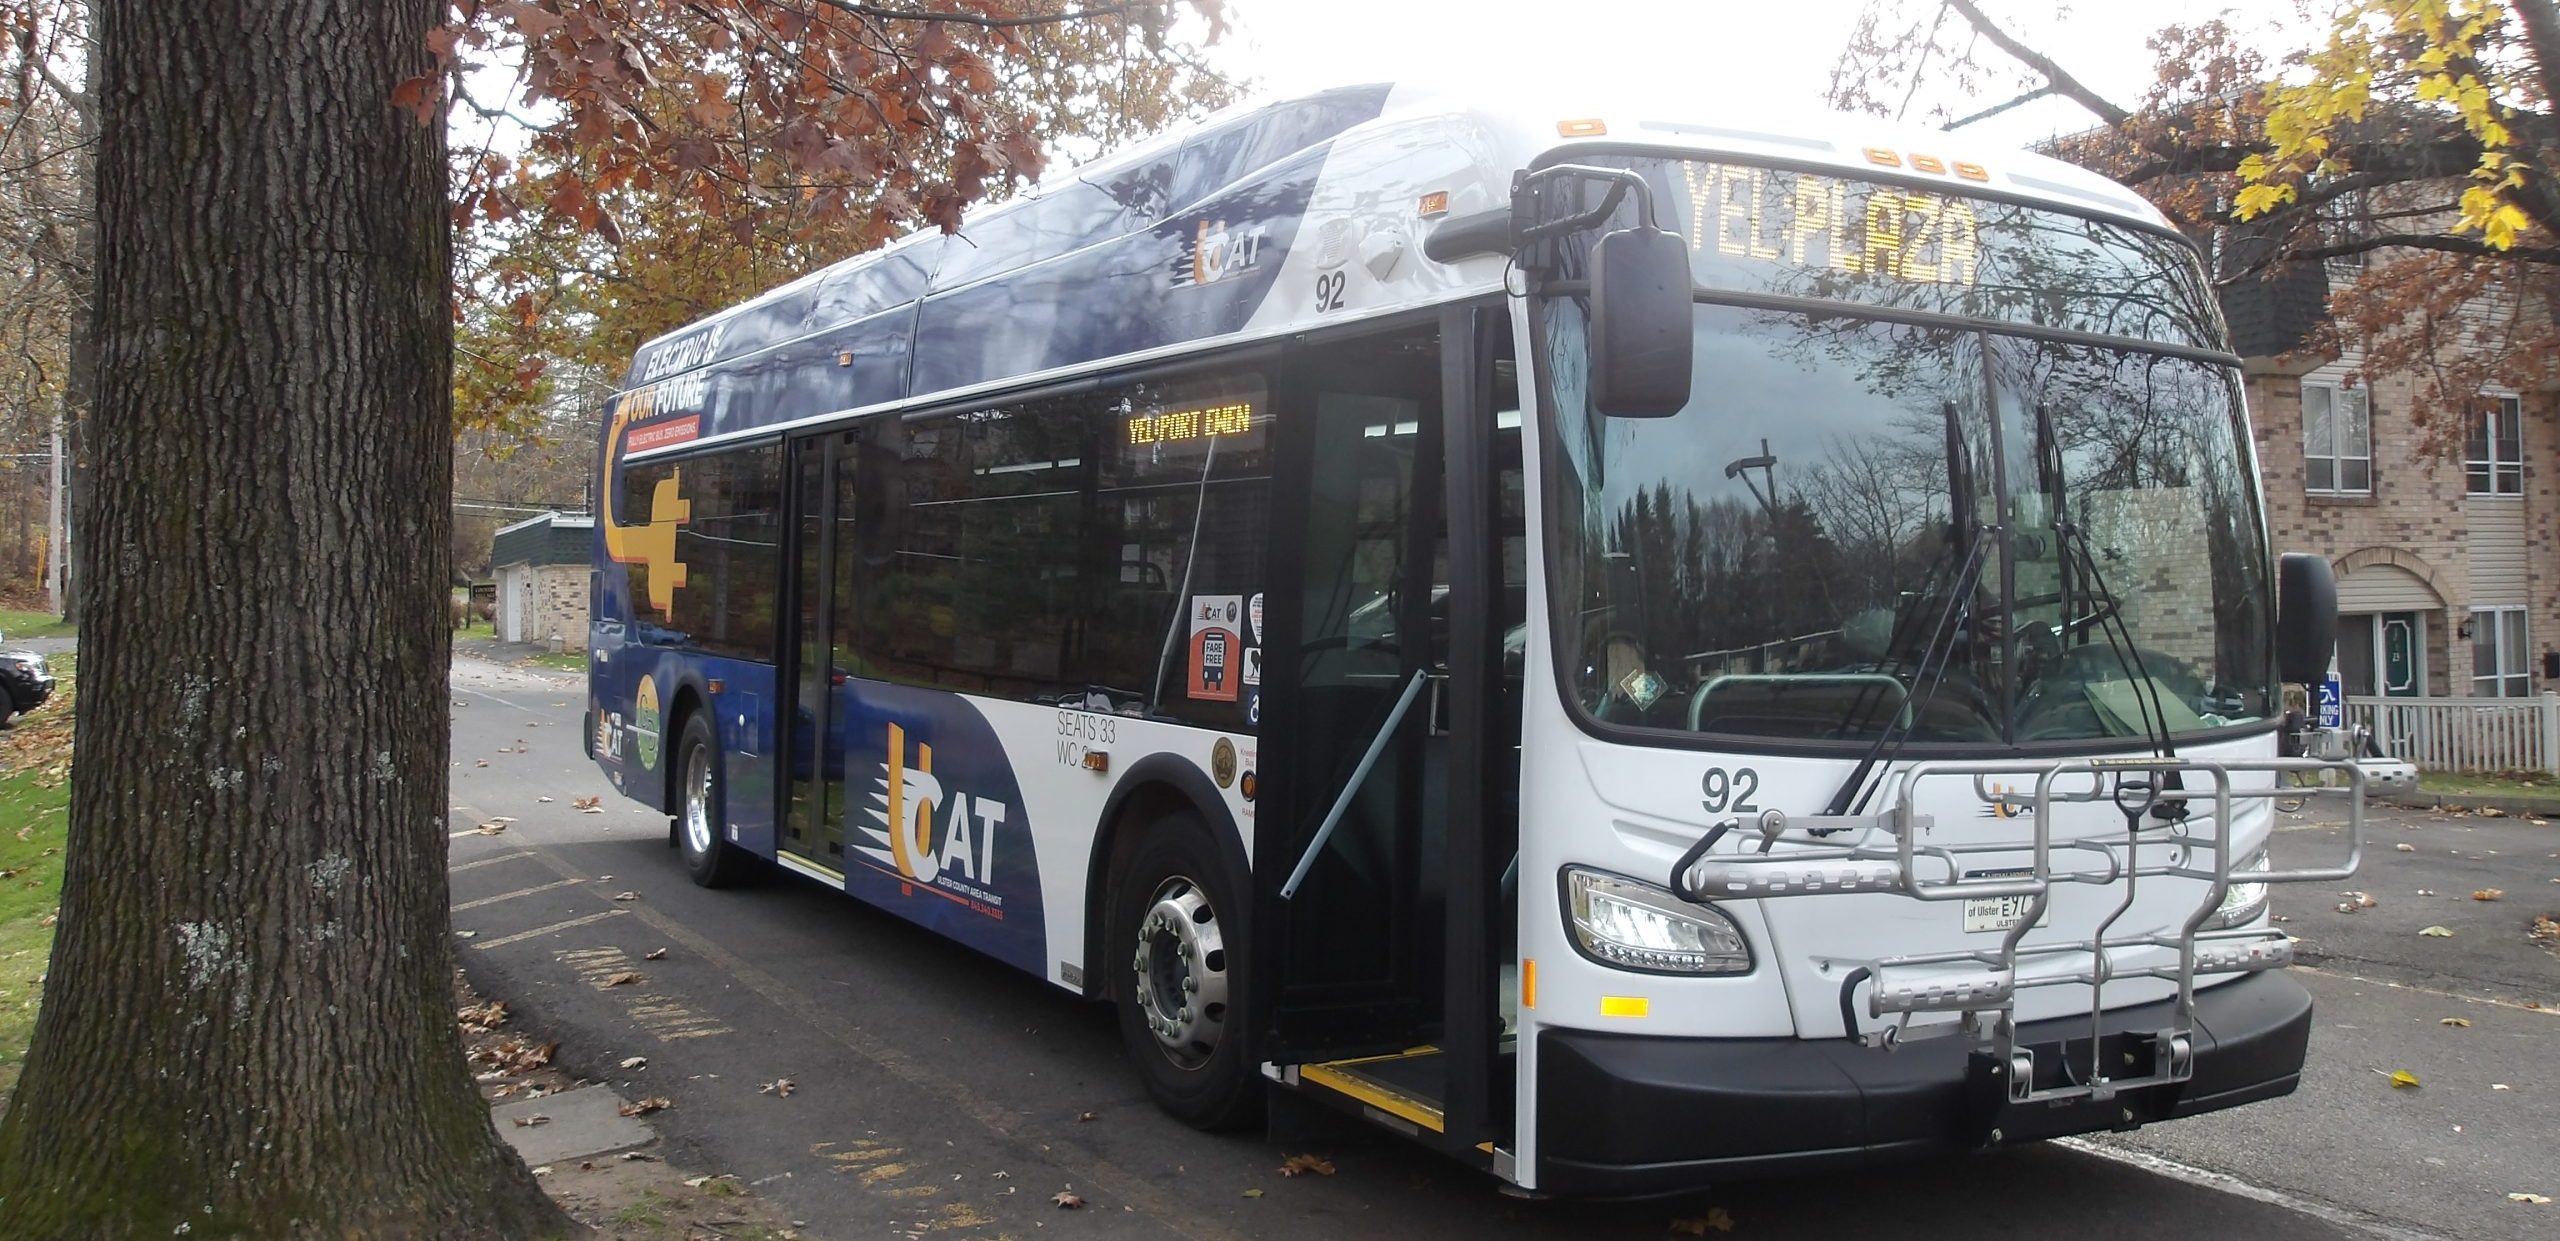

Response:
(0, 1), (571, 1236)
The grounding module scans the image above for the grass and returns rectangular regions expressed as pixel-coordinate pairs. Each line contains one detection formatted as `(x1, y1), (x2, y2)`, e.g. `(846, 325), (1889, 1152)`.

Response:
(453, 616), (496, 639)
(0, 651), (73, 1106)
(525, 650), (587, 673)
(2416, 769), (2560, 801)
(0, 608), (72, 641)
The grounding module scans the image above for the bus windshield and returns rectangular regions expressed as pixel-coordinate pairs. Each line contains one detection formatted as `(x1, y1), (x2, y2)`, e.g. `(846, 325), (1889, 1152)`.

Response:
(1542, 298), (2275, 747)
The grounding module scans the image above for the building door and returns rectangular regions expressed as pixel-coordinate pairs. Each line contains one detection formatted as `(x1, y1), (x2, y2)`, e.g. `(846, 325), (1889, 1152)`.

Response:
(2339, 611), (2426, 697)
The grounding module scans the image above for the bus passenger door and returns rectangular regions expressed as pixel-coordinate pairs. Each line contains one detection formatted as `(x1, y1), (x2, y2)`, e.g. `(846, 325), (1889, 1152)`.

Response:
(1260, 324), (1445, 1069)
(780, 434), (847, 873)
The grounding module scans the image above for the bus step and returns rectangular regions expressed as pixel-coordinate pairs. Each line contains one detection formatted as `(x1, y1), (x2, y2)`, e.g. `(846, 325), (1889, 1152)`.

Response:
(1294, 1047), (1447, 1135)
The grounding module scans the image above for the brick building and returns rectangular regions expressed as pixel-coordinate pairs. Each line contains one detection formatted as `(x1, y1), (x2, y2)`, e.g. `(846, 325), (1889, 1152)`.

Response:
(2224, 260), (2552, 701)
(489, 512), (592, 649)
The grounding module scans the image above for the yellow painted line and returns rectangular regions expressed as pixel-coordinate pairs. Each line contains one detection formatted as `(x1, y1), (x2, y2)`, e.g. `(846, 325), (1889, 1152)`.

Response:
(1599, 995), (1651, 1018)
(1299, 1062), (1445, 1133)
(453, 878), (581, 911)
(467, 908), (626, 950)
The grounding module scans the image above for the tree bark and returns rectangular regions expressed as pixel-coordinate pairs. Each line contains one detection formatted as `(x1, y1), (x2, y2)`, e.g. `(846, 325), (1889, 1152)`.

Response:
(0, 1), (571, 1236)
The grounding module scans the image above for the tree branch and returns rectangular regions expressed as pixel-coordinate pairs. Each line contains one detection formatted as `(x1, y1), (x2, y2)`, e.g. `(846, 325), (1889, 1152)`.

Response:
(1945, 0), (2129, 126)
(2289, 231), (2560, 266)
(802, 0), (1147, 31)
(1943, 84), (2057, 131)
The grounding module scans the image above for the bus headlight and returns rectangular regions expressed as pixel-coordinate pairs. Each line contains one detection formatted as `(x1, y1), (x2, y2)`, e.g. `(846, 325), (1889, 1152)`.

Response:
(2207, 850), (2272, 929)
(1563, 867), (1751, 975)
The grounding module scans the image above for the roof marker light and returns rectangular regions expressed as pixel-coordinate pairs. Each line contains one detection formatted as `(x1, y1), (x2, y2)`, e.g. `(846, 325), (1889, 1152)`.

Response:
(1911, 154), (1946, 174)
(1557, 118), (1608, 137)
(1864, 147), (1902, 167)
(1955, 161), (1990, 181)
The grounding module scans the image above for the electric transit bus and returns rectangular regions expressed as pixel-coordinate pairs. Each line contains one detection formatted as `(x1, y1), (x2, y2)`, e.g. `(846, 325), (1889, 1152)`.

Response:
(586, 80), (2395, 1195)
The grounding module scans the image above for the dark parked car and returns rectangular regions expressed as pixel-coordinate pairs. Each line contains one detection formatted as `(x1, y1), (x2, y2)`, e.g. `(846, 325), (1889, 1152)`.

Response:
(0, 642), (54, 728)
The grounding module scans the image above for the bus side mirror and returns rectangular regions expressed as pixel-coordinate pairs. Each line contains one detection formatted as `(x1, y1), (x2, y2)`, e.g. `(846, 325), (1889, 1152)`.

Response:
(1589, 224), (1693, 417)
(2275, 552), (2336, 686)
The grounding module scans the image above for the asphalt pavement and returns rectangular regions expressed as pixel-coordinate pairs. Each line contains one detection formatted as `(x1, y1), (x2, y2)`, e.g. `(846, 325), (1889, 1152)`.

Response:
(445, 654), (2557, 1241)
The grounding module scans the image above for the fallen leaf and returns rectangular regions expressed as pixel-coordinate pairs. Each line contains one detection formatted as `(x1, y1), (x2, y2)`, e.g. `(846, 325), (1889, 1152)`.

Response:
(620, 1056), (648, 1069)
(603, 971), (643, 987)
(1241, 1188), (1264, 1199)
(2479, 806), (2508, 818)
(2511, 1193), (2553, 1205)
(2473, 889), (2505, 901)
(613, 891), (639, 902)
(537, 796), (555, 803)
(512, 1114), (550, 1128)
(475, 759), (488, 767)
(454, 929), (479, 939)
(644, 947), (667, 961)
(2382, 1069), (2422, 1088)
(618, 1097), (672, 1117)
(2396, 843), (2416, 852)
(1076, 1110), (1097, 1122)
(1053, 1191), (1085, 1209)
(2493, 1083), (2513, 1091)
(2532, 916), (2560, 942)
(573, 795), (603, 811)
(761, 1078), (796, 1097)
(530, 1165), (551, 1176)
(1278, 1153), (1336, 1177)
(2420, 925), (2455, 938)
(2441, 1017), (2472, 1027)
(474, 821), (506, 835)
(1671, 1208), (1738, 1234)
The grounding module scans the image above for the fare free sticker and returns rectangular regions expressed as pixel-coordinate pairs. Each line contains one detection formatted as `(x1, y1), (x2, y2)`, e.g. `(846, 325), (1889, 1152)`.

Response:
(1188, 594), (1243, 702)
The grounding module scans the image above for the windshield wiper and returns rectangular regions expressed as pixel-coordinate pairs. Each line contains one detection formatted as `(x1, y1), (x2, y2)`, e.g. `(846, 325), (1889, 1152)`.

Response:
(2053, 516), (2190, 820)
(1822, 526), (1991, 819)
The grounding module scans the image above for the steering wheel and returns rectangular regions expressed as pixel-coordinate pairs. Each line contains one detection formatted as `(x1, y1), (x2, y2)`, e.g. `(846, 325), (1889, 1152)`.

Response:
(2011, 589), (2119, 639)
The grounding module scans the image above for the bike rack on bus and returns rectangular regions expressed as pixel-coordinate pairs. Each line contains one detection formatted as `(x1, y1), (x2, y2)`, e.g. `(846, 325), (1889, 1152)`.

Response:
(1672, 757), (2366, 1113)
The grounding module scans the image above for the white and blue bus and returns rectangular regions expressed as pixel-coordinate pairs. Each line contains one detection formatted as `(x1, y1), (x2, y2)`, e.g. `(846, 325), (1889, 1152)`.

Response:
(586, 81), (2388, 1195)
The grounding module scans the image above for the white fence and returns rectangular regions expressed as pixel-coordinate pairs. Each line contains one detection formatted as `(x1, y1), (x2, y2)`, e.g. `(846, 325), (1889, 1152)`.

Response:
(2344, 693), (2560, 774)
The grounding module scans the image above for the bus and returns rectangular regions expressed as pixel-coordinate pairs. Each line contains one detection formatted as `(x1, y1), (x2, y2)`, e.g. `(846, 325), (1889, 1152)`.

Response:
(586, 80), (2390, 1196)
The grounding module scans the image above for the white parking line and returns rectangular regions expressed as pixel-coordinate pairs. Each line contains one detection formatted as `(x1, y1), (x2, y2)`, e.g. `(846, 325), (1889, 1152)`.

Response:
(448, 851), (535, 874)
(467, 908), (626, 950)
(453, 878), (582, 911)
(2057, 1137), (2455, 1241)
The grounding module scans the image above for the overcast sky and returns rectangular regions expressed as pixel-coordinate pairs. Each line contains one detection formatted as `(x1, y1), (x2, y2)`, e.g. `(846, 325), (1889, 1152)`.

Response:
(1209, 0), (2313, 152)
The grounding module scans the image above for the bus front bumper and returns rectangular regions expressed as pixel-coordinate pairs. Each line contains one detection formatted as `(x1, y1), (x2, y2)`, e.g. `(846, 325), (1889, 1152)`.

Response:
(1533, 970), (2312, 1197)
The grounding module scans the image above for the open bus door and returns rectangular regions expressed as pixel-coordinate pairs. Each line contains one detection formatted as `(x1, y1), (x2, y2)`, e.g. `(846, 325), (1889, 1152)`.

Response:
(1255, 305), (1521, 1169)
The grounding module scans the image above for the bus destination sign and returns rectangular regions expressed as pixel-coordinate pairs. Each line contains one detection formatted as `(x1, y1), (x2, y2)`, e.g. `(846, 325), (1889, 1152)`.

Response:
(1679, 162), (1980, 287)
(1128, 400), (1255, 446)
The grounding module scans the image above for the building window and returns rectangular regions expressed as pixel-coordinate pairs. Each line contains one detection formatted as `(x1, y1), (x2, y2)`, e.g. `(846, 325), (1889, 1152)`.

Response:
(2302, 381), (2370, 494)
(2467, 396), (2523, 495)
(2471, 607), (2531, 696)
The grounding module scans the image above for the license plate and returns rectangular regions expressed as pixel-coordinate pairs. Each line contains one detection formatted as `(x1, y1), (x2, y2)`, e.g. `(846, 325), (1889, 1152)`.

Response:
(1963, 893), (2050, 933)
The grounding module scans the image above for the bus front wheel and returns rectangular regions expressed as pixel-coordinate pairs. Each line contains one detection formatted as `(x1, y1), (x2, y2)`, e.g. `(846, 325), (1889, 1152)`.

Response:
(673, 711), (750, 888)
(1109, 814), (1260, 1130)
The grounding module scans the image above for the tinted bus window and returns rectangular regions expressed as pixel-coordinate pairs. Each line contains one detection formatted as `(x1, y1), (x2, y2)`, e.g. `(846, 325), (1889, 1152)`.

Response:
(619, 442), (784, 660)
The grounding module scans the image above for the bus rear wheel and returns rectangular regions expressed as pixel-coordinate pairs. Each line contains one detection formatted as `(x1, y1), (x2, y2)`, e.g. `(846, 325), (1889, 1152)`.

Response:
(1109, 815), (1260, 1130)
(673, 711), (750, 888)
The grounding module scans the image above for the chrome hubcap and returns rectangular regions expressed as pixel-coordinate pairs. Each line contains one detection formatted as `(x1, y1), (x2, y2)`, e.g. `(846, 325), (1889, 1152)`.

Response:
(683, 744), (714, 855)
(1129, 875), (1228, 1068)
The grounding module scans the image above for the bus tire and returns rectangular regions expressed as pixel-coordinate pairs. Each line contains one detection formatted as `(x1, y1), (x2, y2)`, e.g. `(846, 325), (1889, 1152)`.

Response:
(1109, 813), (1261, 1130)
(673, 710), (750, 888)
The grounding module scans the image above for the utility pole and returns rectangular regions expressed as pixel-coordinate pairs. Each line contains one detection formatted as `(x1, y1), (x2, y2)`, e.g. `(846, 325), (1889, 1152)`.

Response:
(44, 416), (63, 616)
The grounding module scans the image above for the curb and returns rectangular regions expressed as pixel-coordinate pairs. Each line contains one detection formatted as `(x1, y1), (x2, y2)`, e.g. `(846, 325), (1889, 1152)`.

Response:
(2376, 789), (2560, 819)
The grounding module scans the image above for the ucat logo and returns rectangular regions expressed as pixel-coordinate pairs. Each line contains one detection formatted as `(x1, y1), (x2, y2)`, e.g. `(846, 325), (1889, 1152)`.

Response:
(1979, 782), (2020, 819)
(852, 722), (1012, 917)
(1177, 217), (1267, 287)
